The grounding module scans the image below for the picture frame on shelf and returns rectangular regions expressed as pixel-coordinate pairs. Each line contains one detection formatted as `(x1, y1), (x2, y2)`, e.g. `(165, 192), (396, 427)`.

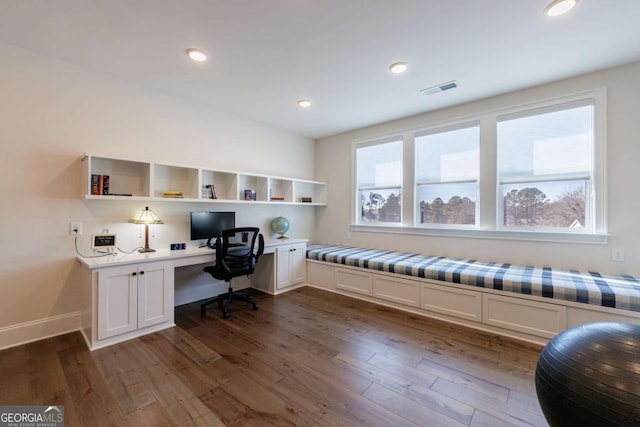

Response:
(244, 189), (256, 201)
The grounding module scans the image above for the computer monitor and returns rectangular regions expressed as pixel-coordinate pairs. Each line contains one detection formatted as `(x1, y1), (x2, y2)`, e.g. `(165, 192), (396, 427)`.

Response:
(190, 211), (236, 247)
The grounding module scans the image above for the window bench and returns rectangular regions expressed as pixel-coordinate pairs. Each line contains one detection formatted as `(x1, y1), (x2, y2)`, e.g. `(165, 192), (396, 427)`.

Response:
(305, 244), (640, 345)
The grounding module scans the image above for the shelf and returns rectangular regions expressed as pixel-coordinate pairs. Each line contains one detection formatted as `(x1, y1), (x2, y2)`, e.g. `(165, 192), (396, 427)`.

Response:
(81, 154), (326, 206)
(83, 155), (151, 197)
(154, 163), (199, 199)
(269, 177), (293, 203)
(238, 173), (269, 202)
(293, 179), (327, 205)
(201, 169), (237, 201)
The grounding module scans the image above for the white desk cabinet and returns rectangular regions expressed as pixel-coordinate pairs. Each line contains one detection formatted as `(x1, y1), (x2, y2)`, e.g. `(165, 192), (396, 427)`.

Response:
(276, 243), (306, 290)
(81, 260), (174, 349)
(97, 261), (173, 340)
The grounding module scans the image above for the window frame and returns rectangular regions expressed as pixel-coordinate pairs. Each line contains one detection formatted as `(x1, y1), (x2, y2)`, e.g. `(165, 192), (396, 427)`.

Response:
(495, 92), (606, 235)
(353, 136), (404, 226)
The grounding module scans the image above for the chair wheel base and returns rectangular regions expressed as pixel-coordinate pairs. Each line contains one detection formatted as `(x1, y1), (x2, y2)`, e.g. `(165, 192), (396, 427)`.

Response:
(199, 286), (259, 319)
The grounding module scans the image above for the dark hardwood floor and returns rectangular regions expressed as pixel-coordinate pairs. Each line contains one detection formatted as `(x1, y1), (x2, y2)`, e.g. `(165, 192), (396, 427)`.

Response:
(0, 287), (547, 426)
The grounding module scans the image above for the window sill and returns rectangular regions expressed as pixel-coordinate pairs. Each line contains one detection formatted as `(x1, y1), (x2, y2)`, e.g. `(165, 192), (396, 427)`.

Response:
(350, 224), (609, 245)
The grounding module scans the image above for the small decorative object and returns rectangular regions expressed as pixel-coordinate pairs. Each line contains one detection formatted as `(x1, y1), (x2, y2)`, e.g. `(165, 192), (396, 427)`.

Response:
(244, 189), (256, 201)
(210, 185), (217, 199)
(203, 185), (217, 199)
(535, 322), (640, 426)
(130, 206), (164, 253)
(300, 196), (313, 203)
(270, 216), (290, 239)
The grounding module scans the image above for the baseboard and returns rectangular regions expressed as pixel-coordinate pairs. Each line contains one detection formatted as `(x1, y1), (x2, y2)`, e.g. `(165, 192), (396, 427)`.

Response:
(0, 311), (82, 350)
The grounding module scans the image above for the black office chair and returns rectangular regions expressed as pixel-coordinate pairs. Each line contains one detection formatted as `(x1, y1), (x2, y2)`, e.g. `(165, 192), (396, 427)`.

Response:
(201, 227), (264, 319)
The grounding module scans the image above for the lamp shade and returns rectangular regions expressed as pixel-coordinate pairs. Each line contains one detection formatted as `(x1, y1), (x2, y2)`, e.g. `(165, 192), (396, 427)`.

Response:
(130, 206), (164, 225)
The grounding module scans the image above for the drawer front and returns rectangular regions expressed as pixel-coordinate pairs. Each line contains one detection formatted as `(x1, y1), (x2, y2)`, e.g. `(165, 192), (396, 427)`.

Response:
(483, 293), (566, 338)
(306, 261), (336, 290)
(336, 268), (372, 296)
(567, 306), (640, 329)
(421, 282), (482, 322)
(373, 275), (420, 307)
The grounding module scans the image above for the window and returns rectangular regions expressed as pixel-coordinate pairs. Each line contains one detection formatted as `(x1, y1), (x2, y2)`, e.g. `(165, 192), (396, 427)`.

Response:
(356, 139), (403, 224)
(415, 124), (479, 226)
(497, 101), (594, 231)
(351, 89), (605, 242)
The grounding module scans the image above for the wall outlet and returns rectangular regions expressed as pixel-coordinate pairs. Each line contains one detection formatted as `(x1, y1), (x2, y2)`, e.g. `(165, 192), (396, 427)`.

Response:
(69, 221), (83, 236)
(612, 249), (625, 262)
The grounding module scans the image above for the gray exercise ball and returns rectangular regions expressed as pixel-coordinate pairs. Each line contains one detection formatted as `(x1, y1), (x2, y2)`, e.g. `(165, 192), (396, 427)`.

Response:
(535, 322), (640, 426)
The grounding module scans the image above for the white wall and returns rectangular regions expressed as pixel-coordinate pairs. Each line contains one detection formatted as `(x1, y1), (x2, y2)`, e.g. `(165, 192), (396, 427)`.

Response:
(0, 42), (316, 336)
(315, 60), (640, 276)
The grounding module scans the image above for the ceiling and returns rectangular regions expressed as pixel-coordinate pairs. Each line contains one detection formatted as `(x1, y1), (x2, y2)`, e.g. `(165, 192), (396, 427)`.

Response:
(1, 1), (640, 139)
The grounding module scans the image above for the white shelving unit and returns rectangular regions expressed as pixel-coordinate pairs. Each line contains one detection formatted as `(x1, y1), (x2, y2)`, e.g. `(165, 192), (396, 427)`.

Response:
(81, 154), (327, 205)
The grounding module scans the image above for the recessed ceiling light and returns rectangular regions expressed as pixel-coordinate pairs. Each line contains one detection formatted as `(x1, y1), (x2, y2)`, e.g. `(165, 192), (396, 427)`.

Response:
(389, 62), (408, 74)
(544, 0), (578, 17)
(297, 99), (311, 108)
(185, 48), (207, 62)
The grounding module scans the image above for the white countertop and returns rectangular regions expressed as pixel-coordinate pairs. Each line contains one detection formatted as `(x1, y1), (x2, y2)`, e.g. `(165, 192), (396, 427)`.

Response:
(77, 238), (308, 269)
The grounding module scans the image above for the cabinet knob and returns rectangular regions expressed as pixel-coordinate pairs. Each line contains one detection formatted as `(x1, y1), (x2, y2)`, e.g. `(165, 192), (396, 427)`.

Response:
(132, 272), (137, 276)
(140, 271), (145, 275)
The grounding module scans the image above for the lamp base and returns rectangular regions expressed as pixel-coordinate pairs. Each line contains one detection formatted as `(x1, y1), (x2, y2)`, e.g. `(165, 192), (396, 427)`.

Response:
(138, 247), (156, 253)
(277, 235), (288, 239)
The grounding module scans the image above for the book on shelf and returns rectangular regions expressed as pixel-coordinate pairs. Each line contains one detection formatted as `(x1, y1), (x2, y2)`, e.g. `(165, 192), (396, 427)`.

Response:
(91, 174), (110, 195)
(163, 190), (184, 198)
(244, 189), (256, 201)
(270, 196), (285, 201)
(300, 196), (313, 203)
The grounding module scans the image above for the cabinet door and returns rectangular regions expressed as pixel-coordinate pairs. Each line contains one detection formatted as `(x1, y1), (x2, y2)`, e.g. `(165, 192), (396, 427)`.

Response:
(97, 265), (137, 340)
(137, 261), (174, 329)
(276, 246), (293, 289)
(290, 244), (306, 285)
(276, 243), (307, 290)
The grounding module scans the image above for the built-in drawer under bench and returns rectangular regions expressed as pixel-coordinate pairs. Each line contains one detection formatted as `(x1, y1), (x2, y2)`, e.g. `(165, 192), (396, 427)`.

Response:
(305, 244), (640, 344)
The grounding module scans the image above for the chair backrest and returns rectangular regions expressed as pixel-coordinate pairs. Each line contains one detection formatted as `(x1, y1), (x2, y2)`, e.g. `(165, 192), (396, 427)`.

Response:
(214, 227), (264, 280)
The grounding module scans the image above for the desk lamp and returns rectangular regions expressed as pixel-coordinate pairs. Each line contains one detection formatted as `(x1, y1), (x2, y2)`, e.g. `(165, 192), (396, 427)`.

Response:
(130, 206), (163, 253)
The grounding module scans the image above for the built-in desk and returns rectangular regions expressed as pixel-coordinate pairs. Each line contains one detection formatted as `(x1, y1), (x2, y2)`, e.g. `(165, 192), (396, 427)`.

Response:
(77, 238), (307, 350)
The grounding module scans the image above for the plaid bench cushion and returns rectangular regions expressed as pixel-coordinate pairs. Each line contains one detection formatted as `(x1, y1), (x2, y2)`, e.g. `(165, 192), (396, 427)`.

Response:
(306, 244), (640, 313)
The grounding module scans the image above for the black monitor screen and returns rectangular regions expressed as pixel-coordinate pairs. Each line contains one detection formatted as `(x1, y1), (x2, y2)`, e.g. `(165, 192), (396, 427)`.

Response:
(190, 211), (235, 245)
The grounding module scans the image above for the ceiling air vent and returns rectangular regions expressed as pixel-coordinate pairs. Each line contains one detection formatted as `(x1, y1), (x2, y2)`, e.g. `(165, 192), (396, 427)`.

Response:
(420, 80), (459, 96)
